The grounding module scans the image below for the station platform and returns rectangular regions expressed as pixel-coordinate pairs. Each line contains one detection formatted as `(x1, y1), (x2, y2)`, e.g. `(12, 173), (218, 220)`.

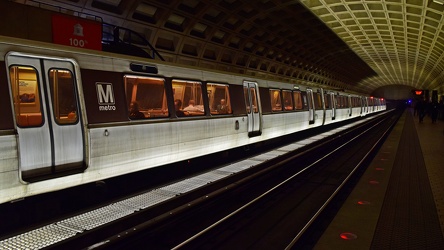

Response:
(314, 109), (444, 249)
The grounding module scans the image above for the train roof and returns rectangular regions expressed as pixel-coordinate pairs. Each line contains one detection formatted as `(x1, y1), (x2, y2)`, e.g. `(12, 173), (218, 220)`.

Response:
(0, 36), (367, 95)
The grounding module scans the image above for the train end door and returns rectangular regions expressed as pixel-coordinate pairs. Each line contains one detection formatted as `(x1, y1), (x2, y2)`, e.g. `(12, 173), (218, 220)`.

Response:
(6, 53), (85, 182)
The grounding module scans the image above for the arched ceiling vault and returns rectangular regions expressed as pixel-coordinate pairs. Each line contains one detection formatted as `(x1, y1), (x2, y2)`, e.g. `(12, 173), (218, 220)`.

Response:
(20, 0), (444, 99)
(301, 0), (444, 98)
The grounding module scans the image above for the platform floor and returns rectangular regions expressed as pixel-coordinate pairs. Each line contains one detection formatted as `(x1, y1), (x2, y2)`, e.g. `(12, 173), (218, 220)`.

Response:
(314, 109), (444, 250)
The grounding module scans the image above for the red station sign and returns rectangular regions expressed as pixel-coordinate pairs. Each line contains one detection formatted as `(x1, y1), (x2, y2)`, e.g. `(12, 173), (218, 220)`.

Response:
(52, 14), (102, 51)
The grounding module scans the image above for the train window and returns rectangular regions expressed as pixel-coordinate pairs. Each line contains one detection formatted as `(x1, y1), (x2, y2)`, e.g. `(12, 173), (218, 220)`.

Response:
(270, 89), (282, 111)
(48, 69), (78, 124)
(124, 76), (168, 119)
(313, 92), (322, 109)
(172, 79), (204, 116)
(9, 66), (43, 127)
(343, 96), (348, 108)
(208, 83), (232, 115)
(293, 91), (302, 110)
(293, 91), (307, 111)
(282, 90), (293, 111)
(336, 95), (346, 108)
(324, 94), (330, 109)
(351, 97), (357, 107)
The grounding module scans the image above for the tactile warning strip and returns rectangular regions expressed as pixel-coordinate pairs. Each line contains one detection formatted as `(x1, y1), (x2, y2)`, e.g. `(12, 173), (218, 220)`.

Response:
(413, 111), (444, 239)
(58, 203), (135, 231)
(0, 224), (76, 250)
(371, 112), (444, 249)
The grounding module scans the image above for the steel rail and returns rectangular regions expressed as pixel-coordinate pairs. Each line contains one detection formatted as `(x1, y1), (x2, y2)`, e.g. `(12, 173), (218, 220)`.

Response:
(284, 114), (397, 249)
(172, 115), (393, 249)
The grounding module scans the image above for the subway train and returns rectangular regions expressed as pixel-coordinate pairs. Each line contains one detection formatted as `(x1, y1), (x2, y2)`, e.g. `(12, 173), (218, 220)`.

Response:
(0, 36), (386, 205)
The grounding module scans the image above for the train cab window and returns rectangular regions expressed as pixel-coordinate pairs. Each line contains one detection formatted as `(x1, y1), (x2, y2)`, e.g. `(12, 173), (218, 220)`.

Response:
(9, 66), (43, 127)
(124, 76), (168, 119)
(270, 89), (282, 112)
(282, 90), (293, 111)
(172, 80), (204, 116)
(208, 83), (232, 115)
(48, 69), (78, 124)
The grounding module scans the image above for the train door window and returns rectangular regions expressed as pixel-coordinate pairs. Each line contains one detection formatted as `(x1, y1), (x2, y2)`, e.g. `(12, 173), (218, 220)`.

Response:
(282, 90), (293, 110)
(124, 76), (168, 119)
(172, 79), (204, 116)
(244, 87), (258, 113)
(341, 96), (346, 108)
(208, 83), (232, 115)
(48, 69), (78, 124)
(270, 89), (282, 111)
(353, 97), (359, 107)
(301, 91), (309, 110)
(9, 66), (43, 127)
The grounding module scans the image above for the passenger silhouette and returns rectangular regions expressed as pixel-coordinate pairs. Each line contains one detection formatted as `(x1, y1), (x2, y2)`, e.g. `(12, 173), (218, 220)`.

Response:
(183, 99), (203, 112)
(417, 99), (426, 123)
(216, 99), (228, 114)
(430, 100), (439, 123)
(129, 102), (145, 119)
(175, 99), (185, 117)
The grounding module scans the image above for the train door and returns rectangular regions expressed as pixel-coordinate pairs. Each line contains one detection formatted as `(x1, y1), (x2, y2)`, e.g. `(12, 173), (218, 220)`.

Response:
(329, 92), (336, 120)
(348, 95), (352, 116)
(243, 81), (262, 137)
(306, 89), (315, 124)
(360, 97), (366, 116)
(319, 90), (327, 125)
(6, 53), (85, 182)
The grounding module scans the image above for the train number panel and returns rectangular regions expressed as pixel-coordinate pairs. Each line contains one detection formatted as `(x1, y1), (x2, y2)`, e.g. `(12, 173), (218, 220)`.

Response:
(6, 53), (85, 182)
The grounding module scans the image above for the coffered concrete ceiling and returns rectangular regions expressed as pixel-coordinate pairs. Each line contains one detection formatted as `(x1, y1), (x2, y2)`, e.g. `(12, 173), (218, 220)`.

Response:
(19, 0), (444, 99)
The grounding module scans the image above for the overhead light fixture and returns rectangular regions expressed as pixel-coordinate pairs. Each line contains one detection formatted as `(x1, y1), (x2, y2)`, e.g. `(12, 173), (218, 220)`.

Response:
(433, 0), (444, 5)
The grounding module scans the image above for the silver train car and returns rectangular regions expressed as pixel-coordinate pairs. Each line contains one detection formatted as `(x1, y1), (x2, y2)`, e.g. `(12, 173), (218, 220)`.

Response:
(0, 36), (386, 205)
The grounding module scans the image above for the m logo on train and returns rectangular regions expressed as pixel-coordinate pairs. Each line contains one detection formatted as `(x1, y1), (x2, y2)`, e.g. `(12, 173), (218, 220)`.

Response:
(96, 82), (116, 111)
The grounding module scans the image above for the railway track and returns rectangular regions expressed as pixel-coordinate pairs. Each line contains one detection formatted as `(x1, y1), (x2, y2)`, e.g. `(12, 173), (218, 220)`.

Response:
(0, 111), (398, 249)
